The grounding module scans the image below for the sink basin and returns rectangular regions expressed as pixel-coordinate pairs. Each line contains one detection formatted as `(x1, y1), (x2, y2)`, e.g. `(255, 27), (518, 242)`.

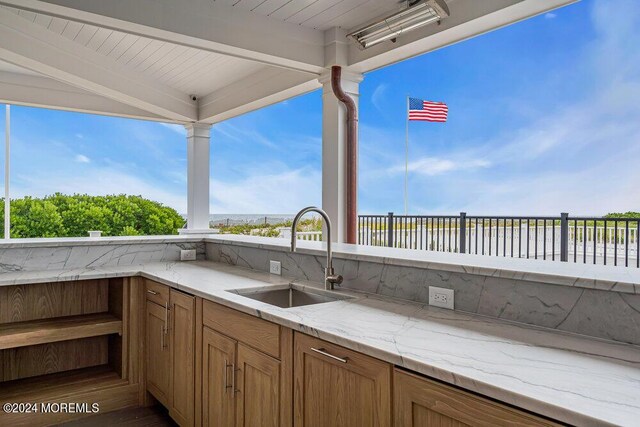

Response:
(229, 284), (352, 309)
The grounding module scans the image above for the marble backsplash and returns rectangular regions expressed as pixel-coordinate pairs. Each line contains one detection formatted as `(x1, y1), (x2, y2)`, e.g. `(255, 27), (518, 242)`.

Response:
(0, 240), (206, 272)
(206, 241), (640, 346)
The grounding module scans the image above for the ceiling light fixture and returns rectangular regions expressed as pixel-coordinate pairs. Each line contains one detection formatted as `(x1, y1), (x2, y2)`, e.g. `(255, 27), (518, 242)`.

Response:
(347, 0), (450, 50)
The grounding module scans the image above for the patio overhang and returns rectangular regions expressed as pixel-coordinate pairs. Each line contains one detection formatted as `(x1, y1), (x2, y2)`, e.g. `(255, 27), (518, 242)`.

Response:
(0, 0), (576, 239)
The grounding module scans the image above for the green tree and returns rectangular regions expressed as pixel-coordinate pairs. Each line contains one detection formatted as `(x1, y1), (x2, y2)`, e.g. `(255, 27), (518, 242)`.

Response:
(0, 194), (185, 238)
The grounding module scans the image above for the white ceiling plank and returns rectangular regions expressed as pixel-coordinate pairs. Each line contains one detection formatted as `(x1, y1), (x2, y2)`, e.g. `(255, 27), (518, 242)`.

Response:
(0, 9), (197, 121)
(285, 0), (342, 25)
(215, 0), (239, 7)
(144, 45), (190, 76)
(18, 9), (37, 21)
(73, 22), (97, 45)
(252, 0), (291, 16)
(134, 42), (175, 72)
(116, 37), (152, 64)
(199, 68), (319, 123)
(0, 70), (170, 121)
(161, 50), (212, 87)
(95, 30), (126, 55)
(33, 12), (52, 27)
(151, 47), (200, 81)
(47, 15), (66, 33)
(126, 39), (165, 69)
(105, 33), (138, 59)
(85, 27), (112, 51)
(234, 0), (268, 11)
(4, 0), (325, 74)
(303, 0), (371, 30)
(269, 0), (318, 21)
(59, 18), (82, 39)
(325, 1), (391, 30)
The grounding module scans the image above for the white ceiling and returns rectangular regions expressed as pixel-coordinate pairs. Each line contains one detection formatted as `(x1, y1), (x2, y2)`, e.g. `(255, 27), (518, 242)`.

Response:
(1, 5), (267, 98)
(213, 0), (403, 31)
(0, 0), (575, 123)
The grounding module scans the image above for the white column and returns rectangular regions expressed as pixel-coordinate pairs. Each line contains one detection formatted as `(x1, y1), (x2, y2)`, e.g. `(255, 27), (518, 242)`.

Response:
(182, 122), (212, 233)
(319, 70), (362, 243)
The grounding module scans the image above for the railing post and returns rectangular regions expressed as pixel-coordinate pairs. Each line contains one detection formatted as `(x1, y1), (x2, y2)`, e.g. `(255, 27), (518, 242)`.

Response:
(459, 212), (466, 254)
(560, 212), (569, 262)
(387, 212), (394, 248)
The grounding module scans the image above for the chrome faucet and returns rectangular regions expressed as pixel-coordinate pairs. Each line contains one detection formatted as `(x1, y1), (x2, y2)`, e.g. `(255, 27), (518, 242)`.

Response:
(291, 207), (343, 290)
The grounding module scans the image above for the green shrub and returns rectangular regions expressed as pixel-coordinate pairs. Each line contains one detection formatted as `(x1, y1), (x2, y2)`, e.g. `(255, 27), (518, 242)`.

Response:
(0, 193), (185, 238)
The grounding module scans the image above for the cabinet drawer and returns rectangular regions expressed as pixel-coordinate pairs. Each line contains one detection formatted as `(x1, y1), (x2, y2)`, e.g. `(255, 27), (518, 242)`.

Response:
(203, 300), (281, 359)
(145, 279), (170, 306)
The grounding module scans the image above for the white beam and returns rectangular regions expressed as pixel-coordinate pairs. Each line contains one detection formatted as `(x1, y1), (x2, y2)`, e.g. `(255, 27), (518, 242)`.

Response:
(348, 0), (576, 73)
(0, 71), (171, 122)
(185, 123), (212, 231)
(199, 68), (320, 124)
(319, 70), (362, 243)
(0, 9), (197, 122)
(0, 0), (325, 75)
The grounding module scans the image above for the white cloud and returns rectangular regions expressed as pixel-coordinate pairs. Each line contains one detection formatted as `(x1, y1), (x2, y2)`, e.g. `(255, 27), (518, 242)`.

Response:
(388, 157), (490, 176)
(545, 13), (557, 19)
(159, 122), (186, 135)
(213, 122), (278, 149)
(74, 154), (90, 163)
(210, 166), (321, 213)
(371, 84), (388, 113)
(75, 133), (84, 139)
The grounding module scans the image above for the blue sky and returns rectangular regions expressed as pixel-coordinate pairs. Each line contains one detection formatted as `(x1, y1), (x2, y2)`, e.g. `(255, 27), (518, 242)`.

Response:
(1, 0), (639, 216)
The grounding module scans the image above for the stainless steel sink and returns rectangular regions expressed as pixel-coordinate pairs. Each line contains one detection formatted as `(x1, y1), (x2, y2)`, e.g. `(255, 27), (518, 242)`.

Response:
(229, 284), (352, 309)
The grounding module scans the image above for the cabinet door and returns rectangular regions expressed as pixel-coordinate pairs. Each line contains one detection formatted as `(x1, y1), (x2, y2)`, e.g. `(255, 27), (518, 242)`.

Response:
(393, 369), (560, 427)
(293, 333), (391, 427)
(202, 327), (237, 427)
(170, 289), (196, 426)
(236, 343), (281, 427)
(146, 300), (170, 406)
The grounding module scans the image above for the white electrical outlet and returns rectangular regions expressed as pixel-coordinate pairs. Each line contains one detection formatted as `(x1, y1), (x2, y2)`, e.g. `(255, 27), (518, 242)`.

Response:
(428, 286), (454, 310)
(269, 260), (282, 275)
(180, 249), (197, 261)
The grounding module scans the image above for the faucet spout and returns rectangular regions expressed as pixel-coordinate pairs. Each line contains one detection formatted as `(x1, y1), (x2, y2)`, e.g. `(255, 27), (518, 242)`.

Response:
(291, 207), (343, 290)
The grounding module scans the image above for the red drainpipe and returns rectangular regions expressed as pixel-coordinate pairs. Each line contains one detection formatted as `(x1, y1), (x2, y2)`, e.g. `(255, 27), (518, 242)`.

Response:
(330, 65), (357, 244)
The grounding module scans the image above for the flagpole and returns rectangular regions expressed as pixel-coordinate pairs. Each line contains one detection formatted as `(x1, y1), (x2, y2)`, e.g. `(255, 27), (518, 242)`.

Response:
(404, 95), (409, 216)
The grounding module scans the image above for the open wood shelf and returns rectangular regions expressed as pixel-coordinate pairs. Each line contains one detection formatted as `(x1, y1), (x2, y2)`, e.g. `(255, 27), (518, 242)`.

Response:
(0, 365), (127, 401)
(0, 313), (122, 350)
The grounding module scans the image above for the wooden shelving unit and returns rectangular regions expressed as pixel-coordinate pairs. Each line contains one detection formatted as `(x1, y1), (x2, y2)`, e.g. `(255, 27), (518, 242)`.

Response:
(0, 365), (126, 401)
(0, 313), (122, 350)
(0, 277), (142, 425)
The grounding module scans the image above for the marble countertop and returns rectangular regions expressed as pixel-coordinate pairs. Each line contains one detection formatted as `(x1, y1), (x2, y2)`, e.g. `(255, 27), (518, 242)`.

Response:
(2, 261), (638, 426)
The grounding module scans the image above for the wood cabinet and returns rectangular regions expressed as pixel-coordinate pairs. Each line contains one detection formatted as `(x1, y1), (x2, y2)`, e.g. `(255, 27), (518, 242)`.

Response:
(144, 280), (195, 426)
(202, 327), (236, 427)
(201, 300), (292, 427)
(145, 298), (171, 406)
(393, 369), (560, 427)
(293, 333), (392, 427)
(170, 289), (196, 426)
(236, 343), (281, 427)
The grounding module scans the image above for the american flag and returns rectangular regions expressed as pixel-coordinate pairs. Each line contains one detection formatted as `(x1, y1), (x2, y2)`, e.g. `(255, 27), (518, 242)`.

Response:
(408, 97), (448, 122)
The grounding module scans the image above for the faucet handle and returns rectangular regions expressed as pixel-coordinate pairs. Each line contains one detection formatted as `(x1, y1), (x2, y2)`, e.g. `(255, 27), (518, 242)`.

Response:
(327, 274), (343, 286)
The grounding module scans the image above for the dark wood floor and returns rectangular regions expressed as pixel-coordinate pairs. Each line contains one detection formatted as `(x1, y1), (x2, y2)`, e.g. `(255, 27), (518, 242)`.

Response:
(56, 405), (177, 427)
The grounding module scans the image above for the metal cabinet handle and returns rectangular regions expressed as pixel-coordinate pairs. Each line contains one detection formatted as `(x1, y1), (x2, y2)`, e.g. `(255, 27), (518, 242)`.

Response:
(224, 360), (232, 391)
(232, 363), (241, 393)
(146, 289), (158, 295)
(162, 302), (170, 348)
(311, 347), (349, 363)
(160, 324), (164, 349)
